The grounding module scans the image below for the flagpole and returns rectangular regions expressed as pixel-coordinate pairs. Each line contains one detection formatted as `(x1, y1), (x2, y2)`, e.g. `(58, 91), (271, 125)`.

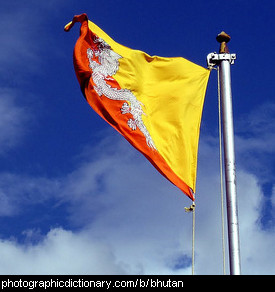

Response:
(207, 32), (241, 275)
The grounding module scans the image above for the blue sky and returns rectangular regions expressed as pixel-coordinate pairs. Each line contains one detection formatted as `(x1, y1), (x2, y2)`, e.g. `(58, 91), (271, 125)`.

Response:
(0, 0), (274, 274)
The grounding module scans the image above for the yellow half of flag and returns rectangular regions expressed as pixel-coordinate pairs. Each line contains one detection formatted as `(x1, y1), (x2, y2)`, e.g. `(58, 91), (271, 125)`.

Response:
(65, 14), (210, 200)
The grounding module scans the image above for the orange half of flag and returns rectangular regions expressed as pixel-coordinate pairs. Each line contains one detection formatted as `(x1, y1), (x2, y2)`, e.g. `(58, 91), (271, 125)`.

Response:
(65, 13), (210, 200)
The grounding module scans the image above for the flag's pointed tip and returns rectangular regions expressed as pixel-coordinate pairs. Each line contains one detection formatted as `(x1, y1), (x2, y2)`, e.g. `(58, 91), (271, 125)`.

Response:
(64, 13), (88, 32)
(190, 192), (195, 202)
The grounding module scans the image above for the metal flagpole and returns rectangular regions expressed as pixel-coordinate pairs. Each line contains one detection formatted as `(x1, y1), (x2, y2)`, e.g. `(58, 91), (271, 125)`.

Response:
(207, 32), (241, 275)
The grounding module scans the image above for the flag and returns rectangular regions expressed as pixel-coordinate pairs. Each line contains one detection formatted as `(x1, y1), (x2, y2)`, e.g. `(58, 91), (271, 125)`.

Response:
(65, 13), (210, 200)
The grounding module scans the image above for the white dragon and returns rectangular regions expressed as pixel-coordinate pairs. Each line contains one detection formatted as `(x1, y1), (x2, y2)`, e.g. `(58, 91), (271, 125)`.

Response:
(87, 36), (157, 150)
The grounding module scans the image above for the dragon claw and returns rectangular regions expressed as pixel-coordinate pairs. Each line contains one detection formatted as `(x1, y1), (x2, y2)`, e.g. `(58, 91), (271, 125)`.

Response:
(121, 102), (130, 114)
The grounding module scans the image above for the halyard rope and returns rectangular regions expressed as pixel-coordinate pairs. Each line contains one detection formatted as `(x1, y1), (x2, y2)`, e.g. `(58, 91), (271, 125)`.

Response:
(184, 202), (196, 274)
(184, 66), (226, 275)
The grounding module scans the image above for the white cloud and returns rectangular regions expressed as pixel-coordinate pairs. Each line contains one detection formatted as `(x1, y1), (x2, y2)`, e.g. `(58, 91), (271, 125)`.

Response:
(55, 135), (275, 274)
(0, 131), (274, 274)
(237, 172), (275, 274)
(0, 228), (127, 275)
(0, 134), (194, 274)
(235, 102), (275, 183)
(195, 166), (274, 274)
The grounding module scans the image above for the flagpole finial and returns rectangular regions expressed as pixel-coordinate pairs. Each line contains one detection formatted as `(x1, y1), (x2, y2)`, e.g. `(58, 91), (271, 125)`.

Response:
(216, 31), (231, 53)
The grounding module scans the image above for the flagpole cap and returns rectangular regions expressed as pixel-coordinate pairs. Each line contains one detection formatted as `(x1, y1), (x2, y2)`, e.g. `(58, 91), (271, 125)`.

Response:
(216, 31), (231, 53)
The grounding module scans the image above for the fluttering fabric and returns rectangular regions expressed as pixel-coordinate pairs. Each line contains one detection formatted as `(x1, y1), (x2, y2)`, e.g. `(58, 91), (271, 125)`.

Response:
(65, 14), (210, 200)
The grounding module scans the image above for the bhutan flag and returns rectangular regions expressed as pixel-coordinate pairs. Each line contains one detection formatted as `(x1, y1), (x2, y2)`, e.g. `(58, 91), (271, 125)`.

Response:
(65, 14), (210, 200)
